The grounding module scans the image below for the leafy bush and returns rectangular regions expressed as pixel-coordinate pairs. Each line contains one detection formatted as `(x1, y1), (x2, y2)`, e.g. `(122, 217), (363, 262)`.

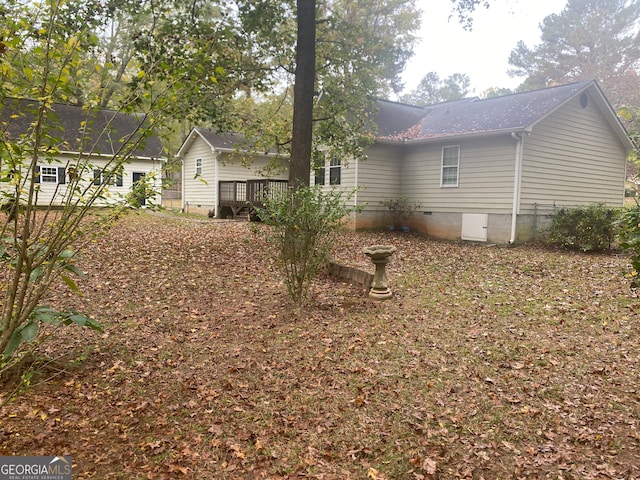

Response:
(616, 201), (640, 287)
(546, 204), (618, 252)
(253, 186), (359, 306)
(380, 196), (420, 229)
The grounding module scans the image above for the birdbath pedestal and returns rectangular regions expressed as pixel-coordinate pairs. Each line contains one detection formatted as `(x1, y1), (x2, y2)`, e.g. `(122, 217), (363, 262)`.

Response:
(363, 245), (396, 300)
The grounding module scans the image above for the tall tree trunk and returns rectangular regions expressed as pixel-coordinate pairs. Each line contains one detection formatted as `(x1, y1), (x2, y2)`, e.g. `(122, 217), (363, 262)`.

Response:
(288, 0), (316, 188)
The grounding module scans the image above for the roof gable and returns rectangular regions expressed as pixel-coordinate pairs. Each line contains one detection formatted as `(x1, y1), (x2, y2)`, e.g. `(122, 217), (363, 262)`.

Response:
(1, 98), (165, 159)
(177, 127), (287, 157)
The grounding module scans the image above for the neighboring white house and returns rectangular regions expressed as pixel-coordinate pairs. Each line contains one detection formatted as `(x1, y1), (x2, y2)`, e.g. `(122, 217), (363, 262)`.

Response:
(181, 80), (635, 244)
(1, 99), (165, 207)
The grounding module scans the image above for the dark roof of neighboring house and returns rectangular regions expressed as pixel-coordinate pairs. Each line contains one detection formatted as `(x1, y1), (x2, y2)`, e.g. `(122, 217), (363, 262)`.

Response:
(377, 80), (632, 148)
(0, 98), (165, 158)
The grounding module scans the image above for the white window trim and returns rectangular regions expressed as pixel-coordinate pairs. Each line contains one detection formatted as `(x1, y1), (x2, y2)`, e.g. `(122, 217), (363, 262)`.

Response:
(314, 166), (326, 185)
(329, 157), (341, 185)
(40, 166), (58, 183)
(195, 158), (203, 176)
(440, 145), (460, 187)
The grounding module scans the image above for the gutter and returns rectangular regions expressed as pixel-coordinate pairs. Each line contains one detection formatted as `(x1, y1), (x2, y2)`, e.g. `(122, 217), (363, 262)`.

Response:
(509, 132), (525, 244)
(213, 147), (289, 159)
(376, 127), (530, 146)
(58, 150), (165, 161)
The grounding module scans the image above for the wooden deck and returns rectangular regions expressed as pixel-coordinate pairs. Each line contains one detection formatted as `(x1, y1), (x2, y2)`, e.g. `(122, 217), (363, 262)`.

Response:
(219, 179), (288, 219)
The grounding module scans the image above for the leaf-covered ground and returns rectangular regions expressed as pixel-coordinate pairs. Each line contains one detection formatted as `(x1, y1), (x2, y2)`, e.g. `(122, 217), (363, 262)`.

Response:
(1, 212), (639, 479)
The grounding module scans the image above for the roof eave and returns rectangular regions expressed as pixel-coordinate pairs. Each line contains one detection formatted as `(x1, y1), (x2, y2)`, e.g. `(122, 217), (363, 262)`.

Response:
(376, 126), (532, 145)
(215, 147), (290, 158)
(58, 150), (166, 161)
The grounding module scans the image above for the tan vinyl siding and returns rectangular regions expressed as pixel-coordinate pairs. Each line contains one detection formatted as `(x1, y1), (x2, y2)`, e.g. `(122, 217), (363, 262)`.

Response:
(217, 153), (288, 181)
(520, 95), (626, 213)
(315, 156), (357, 205)
(356, 144), (402, 211)
(401, 135), (516, 214)
(182, 136), (217, 206)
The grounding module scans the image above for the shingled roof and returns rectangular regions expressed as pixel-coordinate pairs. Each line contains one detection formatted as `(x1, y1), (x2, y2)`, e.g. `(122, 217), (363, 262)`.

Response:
(179, 80), (633, 155)
(376, 80), (631, 146)
(176, 127), (285, 157)
(0, 98), (165, 159)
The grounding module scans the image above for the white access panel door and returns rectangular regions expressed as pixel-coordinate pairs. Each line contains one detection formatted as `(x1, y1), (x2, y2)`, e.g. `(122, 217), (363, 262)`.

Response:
(461, 213), (488, 241)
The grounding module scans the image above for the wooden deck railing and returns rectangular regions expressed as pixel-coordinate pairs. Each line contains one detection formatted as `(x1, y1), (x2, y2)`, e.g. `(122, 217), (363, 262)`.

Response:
(218, 181), (247, 207)
(246, 179), (288, 207)
(219, 180), (288, 207)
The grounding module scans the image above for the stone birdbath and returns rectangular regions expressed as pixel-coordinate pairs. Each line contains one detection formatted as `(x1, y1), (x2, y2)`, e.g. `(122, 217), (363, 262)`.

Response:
(362, 245), (396, 300)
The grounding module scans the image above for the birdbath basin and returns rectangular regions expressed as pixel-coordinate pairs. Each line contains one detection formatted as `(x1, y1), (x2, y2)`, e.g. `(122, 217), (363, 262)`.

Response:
(363, 245), (396, 300)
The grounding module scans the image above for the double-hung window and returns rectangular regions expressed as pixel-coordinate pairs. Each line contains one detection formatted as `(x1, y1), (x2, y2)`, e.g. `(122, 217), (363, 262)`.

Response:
(93, 169), (124, 187)
(40, 166), (59, 183)
(195, 158), (203, 176)
(441, 146), (460, 187)
(329, 157), (341, 185)
(35, 166), (66, 184)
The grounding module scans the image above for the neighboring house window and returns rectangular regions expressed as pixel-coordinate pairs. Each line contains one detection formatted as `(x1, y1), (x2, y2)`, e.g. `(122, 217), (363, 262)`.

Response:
(195, 158), (203, 176)
(35, 166), (66, 184)
(314, 166), (325, 185)
(93, 169), (124, 187)
(41, 166), (59, 183)
(329, 157), (341, 185)
(441, 146), (460, 187)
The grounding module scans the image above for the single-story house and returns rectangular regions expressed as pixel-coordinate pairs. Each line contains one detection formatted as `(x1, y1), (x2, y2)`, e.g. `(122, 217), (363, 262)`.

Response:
(177, 128), (288, 217)
(180, 80), (634, 244)
(1, 99), (165, 207)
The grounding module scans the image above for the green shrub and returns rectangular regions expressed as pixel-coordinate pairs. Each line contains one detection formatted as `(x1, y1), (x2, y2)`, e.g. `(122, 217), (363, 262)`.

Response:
(546, 204), (618, 252)
(252, 186), (360, 306)
(616, 201), (640, 287)
(380, 196), (420, 229)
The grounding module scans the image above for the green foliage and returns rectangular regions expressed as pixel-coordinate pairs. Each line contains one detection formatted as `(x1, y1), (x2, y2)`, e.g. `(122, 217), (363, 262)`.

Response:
(400, 72), (471, 105)
(232, 0), (422, 181)
(508, 0), (640, 110)
(252, 186), (360, 306)
(616, 201), (640, 287)
(4, 306), (102, 360)
(126, 173), (160, 208)
(546, 204), (618, 252)
(0, 0), (164, 371)
(380, 196), (420, 229)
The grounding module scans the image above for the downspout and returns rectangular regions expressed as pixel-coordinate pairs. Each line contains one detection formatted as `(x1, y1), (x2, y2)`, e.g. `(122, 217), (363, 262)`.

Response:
(353, 156), (359, 206)
(213, 149), (219, 218)
(510, 132), (524, 244)
(353, 157), (359, 228)
(180, 155), (186, 212)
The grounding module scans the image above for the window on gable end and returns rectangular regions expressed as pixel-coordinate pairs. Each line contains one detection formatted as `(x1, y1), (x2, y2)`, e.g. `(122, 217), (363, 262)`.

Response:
(195, 158), (203, 176)
(441, 146), (460, 187)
